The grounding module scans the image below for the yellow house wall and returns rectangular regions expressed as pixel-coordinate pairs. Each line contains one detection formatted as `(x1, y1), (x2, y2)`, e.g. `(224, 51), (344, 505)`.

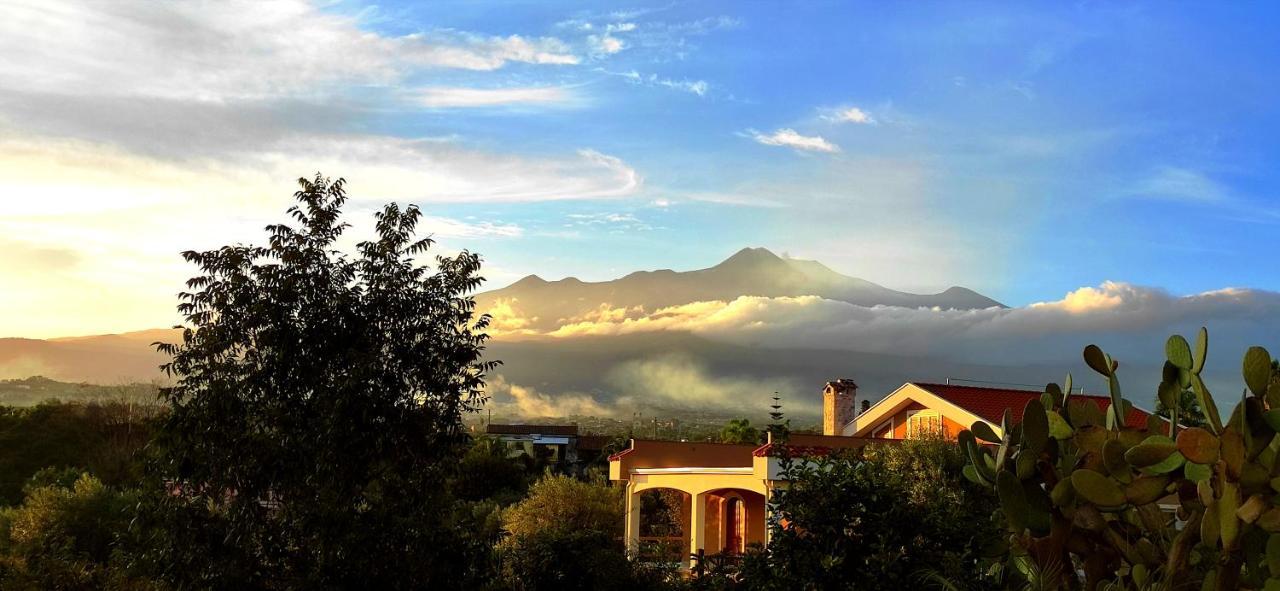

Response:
(849, 383), (990, 439)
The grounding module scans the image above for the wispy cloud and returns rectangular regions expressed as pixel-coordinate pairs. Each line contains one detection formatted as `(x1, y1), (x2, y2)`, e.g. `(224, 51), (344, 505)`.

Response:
(822, 106), (875, 124)
(416, 86), (576, 108)
(599, 69), (710, 96)
(743, 128), (840, 153)
(0, 1), (578, 103)
(1129, 166), (1227, 202)
(682, 191), (787, 208)
(565, 212), (655, 232)
(422, 217), (523, 238)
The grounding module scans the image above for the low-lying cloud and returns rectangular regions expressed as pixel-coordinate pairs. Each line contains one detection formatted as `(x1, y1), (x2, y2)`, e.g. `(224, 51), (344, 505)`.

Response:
(489, 281), (1280, 371)
(482, 374), (609, 418)
(608, 354), (809, 416)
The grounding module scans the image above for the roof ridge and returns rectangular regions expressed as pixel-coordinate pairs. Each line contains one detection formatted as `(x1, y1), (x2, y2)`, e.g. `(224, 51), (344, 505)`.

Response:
(912, 382), (1115, 399)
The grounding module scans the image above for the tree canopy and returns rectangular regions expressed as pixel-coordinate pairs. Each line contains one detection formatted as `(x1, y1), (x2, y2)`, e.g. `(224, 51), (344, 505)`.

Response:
(150, 175), (498, 589)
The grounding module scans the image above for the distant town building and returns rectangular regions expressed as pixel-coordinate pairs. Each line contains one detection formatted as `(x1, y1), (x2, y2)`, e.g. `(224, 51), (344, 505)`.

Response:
(484, 423), (610, 473)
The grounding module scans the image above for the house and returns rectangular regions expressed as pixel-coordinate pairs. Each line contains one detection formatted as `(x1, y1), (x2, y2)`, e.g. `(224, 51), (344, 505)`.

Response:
(484, 424), (610, 472)
(842, 381), (1151, 440)
(608, 378), (1152, 569)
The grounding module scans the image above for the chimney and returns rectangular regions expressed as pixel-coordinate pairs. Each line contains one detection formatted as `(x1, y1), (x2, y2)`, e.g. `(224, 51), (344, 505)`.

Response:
(822, 379), (858, 436)
(860, 399), (870, 415)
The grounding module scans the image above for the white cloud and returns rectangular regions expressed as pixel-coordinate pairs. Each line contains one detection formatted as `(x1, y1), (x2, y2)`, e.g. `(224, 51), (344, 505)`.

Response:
(0, 0), (578, 103)
(417, 86), (575, 108)
(488, 281), (1280, 374)
(680, 191), (787, 208)
(607, 355), (807, 415)
(484, 374), (610, 418)
(592, 35), (627, 54)
(744, 128), (841, 153)
(1130, 166), (1227, 202)
(599, 69), (709, 97)
(422, 217), (523, 238)
(823, 106), (875, 124)
(0, 133), (642, 337)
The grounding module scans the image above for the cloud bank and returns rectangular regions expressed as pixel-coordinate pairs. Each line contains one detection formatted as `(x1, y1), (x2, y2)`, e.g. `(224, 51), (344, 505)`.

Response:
(490, 281), (1280, 369)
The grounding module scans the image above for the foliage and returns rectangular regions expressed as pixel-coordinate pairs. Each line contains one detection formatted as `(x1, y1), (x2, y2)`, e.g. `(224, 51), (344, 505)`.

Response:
(1155, 386), (1208, 429)
(958, 327), (1280, 590)
(501, 473), (622, 542)
(453, 436), (530, 503)
(742, 436), (1000, 590)
(719, 419), (761, 445)
(0, 474), (158, 590)
(148, 175), (498, 589)
(499, 528), (664, 591)
(498, 473), (664, 590)
(0, 401), (157, 506)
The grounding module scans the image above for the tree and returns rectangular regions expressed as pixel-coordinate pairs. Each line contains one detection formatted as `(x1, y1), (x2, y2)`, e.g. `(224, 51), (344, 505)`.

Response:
(452, 436), (528, 503)
(718, 419), (760, 445)
(149, 175), (498, 589)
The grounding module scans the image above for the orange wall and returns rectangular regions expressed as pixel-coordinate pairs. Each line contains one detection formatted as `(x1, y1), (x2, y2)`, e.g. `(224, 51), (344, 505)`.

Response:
(703, 491), (767, 554)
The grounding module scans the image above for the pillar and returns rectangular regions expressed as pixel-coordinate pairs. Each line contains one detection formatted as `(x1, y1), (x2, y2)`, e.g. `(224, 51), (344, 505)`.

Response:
(688, 492), (707, 570)
(625, 482), (641, 559)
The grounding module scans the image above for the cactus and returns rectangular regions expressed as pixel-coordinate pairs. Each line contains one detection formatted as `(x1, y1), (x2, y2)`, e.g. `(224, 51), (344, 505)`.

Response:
(960, 328), (1280, 590)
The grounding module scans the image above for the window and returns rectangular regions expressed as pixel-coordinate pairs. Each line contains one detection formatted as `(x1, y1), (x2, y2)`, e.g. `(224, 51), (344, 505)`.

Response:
(907, 410), (943, 438)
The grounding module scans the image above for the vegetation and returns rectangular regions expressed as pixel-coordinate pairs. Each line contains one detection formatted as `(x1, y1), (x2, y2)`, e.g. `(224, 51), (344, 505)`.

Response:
(497, 473), (666, 590)
(0, 400), (157, 505)
(12, 176), (1276, 589)
(0, 378), (158, 408)
(718, 419), (761, 445)
(146, 175), (499, 589)
(738, 436), (1001, 590)
(959, 328), (1280, 590)
(0, 474), (156, 590)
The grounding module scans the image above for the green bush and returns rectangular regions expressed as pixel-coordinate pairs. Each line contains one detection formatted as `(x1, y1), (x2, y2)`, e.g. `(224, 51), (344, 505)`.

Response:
(741, 436), (1000, 590)
(0, 474), (158, 590)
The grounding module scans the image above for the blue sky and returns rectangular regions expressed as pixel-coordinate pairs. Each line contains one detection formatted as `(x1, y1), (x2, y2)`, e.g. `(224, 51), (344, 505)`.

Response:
(2, 0), (1279, 336)
(356, 1), (1280, 297)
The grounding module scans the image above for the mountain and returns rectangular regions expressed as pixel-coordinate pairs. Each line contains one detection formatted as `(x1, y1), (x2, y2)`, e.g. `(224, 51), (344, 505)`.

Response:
(0, 329), (177, 383)
(475, 247), (1003, 331)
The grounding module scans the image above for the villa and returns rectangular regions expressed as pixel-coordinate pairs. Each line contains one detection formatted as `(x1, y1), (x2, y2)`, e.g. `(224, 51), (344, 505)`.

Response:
(609, 378), (1152, 567)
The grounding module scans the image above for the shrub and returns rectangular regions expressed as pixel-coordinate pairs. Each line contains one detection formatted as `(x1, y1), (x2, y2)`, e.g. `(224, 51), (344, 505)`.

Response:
(0, 474), (158, 590)
(741, 436), (1000, 590)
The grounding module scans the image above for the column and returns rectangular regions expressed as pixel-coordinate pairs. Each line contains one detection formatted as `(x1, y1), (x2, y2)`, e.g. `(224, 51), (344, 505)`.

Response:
(624, 482), (641, 560)
(688, 492), (707, 570)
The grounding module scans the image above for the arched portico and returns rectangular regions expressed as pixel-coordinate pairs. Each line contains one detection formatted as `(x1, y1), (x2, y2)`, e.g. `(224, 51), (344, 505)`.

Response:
(623, 468), (770, 568)
(611, 436), (883, 570)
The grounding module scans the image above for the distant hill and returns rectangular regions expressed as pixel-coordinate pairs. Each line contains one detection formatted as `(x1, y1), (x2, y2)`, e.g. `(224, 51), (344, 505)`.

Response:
(0, 329), (178, 383)
(475, 247), (1003, 331)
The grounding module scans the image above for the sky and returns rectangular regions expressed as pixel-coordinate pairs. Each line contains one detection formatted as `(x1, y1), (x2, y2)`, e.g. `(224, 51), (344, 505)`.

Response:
(3, 0), (1280, 338)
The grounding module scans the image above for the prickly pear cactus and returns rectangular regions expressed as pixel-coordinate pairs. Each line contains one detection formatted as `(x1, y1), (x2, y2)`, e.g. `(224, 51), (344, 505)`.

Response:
(960, 328), (1280, 590)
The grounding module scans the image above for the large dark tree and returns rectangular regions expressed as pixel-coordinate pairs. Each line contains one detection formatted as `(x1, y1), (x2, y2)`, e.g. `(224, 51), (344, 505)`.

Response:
(150, 175), (497, 589)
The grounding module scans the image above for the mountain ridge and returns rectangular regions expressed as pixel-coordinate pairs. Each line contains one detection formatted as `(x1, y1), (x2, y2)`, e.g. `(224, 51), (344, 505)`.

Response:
(477, 247), (1003, 331)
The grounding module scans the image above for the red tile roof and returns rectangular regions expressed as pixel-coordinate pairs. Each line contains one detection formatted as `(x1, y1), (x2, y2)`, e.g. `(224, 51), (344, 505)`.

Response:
(914, 383), (1151, 429)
